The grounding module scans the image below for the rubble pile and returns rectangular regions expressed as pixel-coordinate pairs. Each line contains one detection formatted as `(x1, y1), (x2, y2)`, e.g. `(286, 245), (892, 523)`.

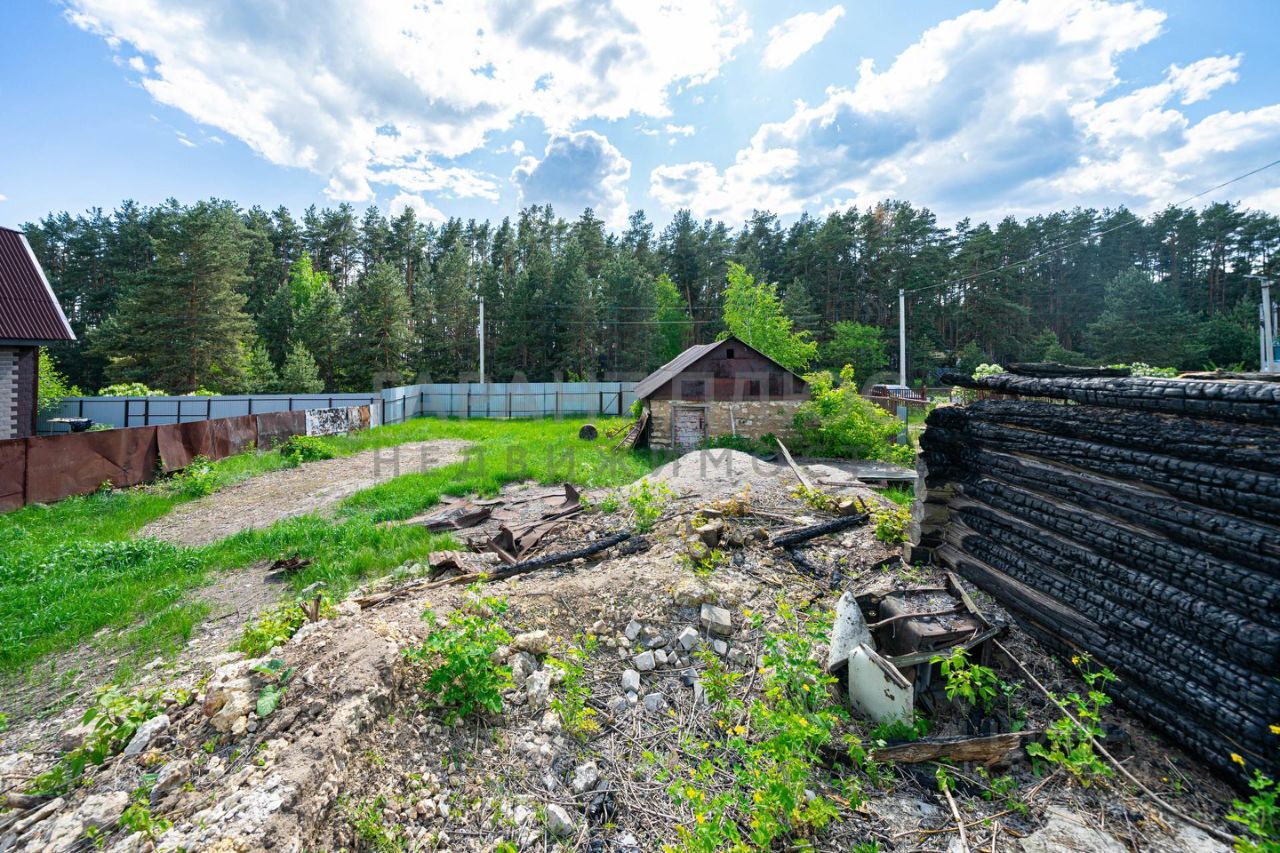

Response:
(0, 446), (1245, 852)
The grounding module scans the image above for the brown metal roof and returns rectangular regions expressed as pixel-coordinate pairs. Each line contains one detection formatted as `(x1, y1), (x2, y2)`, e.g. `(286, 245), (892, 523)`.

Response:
(0, 227), (75, 343)
(633, 335), (807, 399)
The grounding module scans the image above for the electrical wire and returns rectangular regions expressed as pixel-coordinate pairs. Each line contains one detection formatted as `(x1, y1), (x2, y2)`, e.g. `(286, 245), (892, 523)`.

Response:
(907, 156), (1280, 297)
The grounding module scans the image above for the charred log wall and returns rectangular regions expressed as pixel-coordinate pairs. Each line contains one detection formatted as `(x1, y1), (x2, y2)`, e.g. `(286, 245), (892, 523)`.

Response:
(914, 377), (1280, 785)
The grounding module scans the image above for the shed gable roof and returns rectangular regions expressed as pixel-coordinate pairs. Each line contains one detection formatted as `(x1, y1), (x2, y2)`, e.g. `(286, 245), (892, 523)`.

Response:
(633, 336), (806, 400)
(0, 227), (75, 343)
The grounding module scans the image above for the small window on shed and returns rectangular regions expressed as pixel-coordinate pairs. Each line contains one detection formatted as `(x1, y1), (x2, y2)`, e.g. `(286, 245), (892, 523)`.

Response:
(746, 379), (761, 397)
(725, 348), (735, 359)
(681, 379), (706, 400)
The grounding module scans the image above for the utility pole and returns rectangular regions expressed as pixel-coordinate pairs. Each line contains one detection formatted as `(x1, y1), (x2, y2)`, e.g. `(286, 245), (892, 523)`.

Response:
(478, 297), (486, 385)
(898, 288), (907, 386)
(1246, 276), (1277, 372)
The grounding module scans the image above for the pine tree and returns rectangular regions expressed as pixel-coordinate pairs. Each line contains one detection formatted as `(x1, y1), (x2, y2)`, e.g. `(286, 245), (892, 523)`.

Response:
(279, 342), (325, 393)
(654, 273), (689, 364)
(244, 342), (281, 393)
(91, 200), (253, 392)
(346, 261), (411, 389)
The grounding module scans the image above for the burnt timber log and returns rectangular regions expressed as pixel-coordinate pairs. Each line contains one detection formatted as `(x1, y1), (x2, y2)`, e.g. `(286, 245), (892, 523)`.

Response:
(918, 378), (1280, 787)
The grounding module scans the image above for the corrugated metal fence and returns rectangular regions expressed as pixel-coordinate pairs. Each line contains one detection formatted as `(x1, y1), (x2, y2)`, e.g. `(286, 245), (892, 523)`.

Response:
(41, 382), (639, 434)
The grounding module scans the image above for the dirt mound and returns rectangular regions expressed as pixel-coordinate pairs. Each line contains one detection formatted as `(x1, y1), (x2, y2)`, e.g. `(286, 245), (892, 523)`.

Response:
(140, 439), (472, 546)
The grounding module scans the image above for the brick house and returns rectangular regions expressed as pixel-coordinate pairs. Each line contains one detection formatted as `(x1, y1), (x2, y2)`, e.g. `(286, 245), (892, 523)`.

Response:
(633, 336), (809, 451)
(0, 227), (75, 440)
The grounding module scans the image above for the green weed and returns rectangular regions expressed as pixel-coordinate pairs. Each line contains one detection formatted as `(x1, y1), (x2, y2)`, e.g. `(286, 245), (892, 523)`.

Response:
(628, 477), (674, 533)
(28, 685), (169, 795)
(1025, 654), (1117, 786)
(236, 594), (335, 657)
(548, 636), (600, 738)
(931, 647), (1001, 714)
(1227, 769), (1279, 853)
(279, 434), (336, 466)
(405, 584), (511, 722)
(872, 504), (910, 544)
(791, 484), (841, 513)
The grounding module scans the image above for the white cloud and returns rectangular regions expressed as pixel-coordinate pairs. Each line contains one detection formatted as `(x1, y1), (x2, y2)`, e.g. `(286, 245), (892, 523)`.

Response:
(127, 55), (147, 73)
(665, 123), (695, 136)
(66, 0), (749, 205)
(388, 191), (446, 223)
(512, 131), (631, 229)
(763, 6), (845, 70)
(652, 0), (1280, 224)
(0, 194), (8, 202)
(175, 131), (196, 148)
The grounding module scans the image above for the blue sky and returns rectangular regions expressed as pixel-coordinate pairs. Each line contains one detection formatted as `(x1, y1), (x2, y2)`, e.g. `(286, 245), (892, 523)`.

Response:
(1, 0), (1278, 231)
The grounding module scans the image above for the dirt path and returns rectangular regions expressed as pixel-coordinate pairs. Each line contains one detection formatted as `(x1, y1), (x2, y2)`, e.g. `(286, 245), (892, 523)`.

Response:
(140, 439), (473, 546)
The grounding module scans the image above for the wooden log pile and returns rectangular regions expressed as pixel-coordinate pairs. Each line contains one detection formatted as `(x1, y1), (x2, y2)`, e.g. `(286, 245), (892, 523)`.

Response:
(917, 373), (1280, 786)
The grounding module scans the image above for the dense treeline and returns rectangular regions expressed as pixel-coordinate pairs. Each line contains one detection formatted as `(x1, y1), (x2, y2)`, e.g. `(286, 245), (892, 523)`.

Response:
(24, 197), (1278, 394)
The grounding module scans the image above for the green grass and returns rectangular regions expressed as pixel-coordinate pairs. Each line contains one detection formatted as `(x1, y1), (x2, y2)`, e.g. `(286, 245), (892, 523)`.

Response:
(0, 417), (663, 682)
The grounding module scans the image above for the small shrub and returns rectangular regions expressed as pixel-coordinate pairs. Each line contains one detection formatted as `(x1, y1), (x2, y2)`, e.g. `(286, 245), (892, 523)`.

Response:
(345, 795), (406, 853)
(627, 478), (674, 533)
(971, 363), (1004, 380)
(629, 398), (644, 421)
(404, 584), (511, 722)
(548, 637), (599, 738)
(119, 797), (172, 841)
(251, 659), (297, 717)
(931, 646), (1000, 714)
(678, 547), (727, 577)
(1025, 654), (1117, 786)
(873, 504), (910, 544)
(173, 455), (218, 497)
(236, 593), (336, 657)
(28, 686), (169, 795)
(793, 366), (913, 465)
(279, 434), (336, 466)
(1112, 362), (1178, 378)
(1227, 769), (1279, 853)
(792, 483), (841, 513)
(870, 714), (929, 743)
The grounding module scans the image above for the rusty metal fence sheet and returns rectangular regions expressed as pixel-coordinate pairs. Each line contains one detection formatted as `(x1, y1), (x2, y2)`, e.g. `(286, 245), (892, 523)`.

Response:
(0, 440), (26, 512)
(255, 410), (305, 449)
(1, 405), (368, 512)
(25, 426), (161, 504)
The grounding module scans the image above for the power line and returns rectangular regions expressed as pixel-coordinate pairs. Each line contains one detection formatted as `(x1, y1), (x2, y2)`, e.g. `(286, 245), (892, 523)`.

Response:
(909, 156), (1280, 297)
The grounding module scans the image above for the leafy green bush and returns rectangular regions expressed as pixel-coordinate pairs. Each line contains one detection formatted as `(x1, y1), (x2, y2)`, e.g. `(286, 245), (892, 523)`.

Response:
(931, 646), (1000, 713)
(28, 685), (170, 795)
(97, 382), (165, 397)
(627, 478), (674, 533)
(667, 603), (850, 851)
(872, 504), (911, 544)
(793, 366), (913, 465)
(404, 585), (511, 722)
(629, 398), (644, 421)
(971, 363), (1004, 380)
(279, 434), (335, 466)
(173, 455), (218, 497)
(1113, 362), (1178, 378)
(236, 593), (335, 657)
(37, 352), (79, 416)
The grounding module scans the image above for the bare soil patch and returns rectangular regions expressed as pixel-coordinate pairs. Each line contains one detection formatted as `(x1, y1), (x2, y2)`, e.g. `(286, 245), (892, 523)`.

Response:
(140, 439), (473, 546)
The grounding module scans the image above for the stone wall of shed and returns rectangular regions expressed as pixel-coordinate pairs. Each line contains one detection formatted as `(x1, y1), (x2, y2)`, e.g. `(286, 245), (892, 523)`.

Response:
(0, 347), (18, 441)
(647, 398), (804, 450)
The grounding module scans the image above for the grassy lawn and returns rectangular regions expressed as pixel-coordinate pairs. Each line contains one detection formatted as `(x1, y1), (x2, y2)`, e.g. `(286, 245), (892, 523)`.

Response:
(0, 416), (662, 679)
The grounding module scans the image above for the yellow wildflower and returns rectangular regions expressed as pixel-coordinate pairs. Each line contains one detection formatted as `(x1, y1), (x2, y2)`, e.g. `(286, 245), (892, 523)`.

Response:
(1071, 655), (1080, 666)
(1270, 724), (1280, 735)
(733, 725), (747, 735)
(1231, 753), (1246, 767)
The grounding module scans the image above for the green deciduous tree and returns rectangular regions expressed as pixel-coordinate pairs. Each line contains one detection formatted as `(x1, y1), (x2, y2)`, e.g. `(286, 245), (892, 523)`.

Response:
(720, 262), (817, 372)
(821, 321), (887, 383)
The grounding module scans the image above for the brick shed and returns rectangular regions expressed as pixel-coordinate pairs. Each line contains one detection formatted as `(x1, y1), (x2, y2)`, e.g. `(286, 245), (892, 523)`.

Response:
(0, 226), (75, 440)
(633, 336), (808, 451)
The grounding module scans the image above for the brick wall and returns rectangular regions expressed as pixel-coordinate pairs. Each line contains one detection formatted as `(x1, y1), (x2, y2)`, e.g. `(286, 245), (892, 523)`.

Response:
(0, 348), (18, 441)
(648, 398), (805, 450)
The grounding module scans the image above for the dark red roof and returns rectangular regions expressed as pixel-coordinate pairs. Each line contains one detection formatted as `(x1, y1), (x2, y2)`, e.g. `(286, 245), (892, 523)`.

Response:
(0, 227), (74, 343)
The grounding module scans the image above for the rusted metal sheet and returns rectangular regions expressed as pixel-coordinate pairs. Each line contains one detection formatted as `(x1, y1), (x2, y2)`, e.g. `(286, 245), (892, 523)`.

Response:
(25, 426), (160, 503)
(256, 410), (305, 449)
(0, 438), (25, 511)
